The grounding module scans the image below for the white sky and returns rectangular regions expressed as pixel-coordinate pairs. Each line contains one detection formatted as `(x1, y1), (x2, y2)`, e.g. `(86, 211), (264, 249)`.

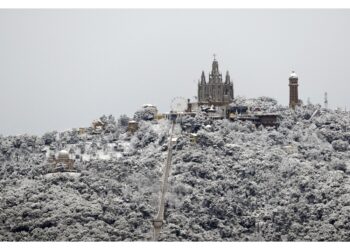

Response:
(0, 9), (350, 135)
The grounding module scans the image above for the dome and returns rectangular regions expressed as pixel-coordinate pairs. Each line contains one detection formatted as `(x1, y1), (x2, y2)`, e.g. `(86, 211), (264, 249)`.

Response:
(57, 150), (69, 161)
(289, 71), (298, 79)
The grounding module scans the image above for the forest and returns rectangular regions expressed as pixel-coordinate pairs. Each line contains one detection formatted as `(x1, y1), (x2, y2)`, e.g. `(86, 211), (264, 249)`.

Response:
(0, 97), (350, 241)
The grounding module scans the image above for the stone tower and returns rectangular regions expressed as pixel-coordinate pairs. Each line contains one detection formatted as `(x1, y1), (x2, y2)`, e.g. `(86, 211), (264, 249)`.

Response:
(289, 71), (299, 109)
(198, 57), (234, 105)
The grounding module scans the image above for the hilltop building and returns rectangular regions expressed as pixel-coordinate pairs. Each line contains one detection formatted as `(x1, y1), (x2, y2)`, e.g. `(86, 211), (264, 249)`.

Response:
(176, 56), (280, 126)
(289, 71), (299, 109)
(198, 57), (234, 106)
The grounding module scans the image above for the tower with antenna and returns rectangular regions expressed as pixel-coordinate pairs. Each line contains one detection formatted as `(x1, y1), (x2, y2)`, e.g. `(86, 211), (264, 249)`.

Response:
(324, 92), (328, 109)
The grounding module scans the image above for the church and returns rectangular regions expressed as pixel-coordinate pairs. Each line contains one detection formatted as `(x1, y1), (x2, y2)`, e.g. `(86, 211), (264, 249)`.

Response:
(197, 57), (234, 105)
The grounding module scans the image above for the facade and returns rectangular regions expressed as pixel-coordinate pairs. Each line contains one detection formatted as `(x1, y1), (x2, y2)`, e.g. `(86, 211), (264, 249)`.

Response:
(47, 150), (75, 172)
(289, 71), (299, 109)
(227, 112), (280, 127)
(127, 120), (139, 133)
(198, 58), (234, 105)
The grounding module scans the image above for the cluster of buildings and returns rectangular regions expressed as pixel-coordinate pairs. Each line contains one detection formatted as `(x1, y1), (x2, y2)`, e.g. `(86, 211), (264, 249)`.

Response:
(133, 56), (302, 128)
(176, 56), (301, 127)
(47, 149), (76, 173)
(196, 56), (300, 110)
(46, 56), (302, 172)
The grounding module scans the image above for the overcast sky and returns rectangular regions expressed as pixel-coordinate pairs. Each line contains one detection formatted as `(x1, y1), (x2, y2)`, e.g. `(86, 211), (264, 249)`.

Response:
(0, 9), (350, 135)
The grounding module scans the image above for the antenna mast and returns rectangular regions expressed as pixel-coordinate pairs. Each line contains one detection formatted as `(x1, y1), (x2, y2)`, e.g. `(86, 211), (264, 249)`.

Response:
(324, 92), (328, 109)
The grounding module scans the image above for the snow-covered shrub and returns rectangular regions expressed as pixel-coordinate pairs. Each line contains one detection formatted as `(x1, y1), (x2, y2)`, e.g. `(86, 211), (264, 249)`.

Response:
(331, 140), (349, 152)
(133, 108), (155, 121)
(117, 114), (130, 127)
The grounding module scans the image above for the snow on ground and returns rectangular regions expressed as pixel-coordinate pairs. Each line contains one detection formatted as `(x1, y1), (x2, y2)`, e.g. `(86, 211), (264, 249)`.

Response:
(1, 98), (350, 241)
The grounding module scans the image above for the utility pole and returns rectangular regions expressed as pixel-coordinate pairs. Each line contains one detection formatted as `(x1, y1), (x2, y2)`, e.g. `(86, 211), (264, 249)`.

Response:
(324, 92), (328, 109)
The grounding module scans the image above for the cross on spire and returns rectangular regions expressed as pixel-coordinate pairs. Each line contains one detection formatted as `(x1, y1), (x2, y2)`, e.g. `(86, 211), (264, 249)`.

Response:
(213, 53), (216, 61)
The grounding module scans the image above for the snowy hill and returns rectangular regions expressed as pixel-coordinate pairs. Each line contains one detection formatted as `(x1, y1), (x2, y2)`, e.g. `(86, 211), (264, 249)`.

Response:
(1, 97), (350, 241)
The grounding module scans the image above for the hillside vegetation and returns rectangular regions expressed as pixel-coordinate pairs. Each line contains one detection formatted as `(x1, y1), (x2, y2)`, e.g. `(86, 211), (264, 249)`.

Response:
(1, 97), (350, 241)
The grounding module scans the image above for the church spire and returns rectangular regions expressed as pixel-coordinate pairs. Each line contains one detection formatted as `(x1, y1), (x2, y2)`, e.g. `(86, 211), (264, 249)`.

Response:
(201, 70), (206, 84)
(212, 55), (219, 75)
(225, 71), (230, 84)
